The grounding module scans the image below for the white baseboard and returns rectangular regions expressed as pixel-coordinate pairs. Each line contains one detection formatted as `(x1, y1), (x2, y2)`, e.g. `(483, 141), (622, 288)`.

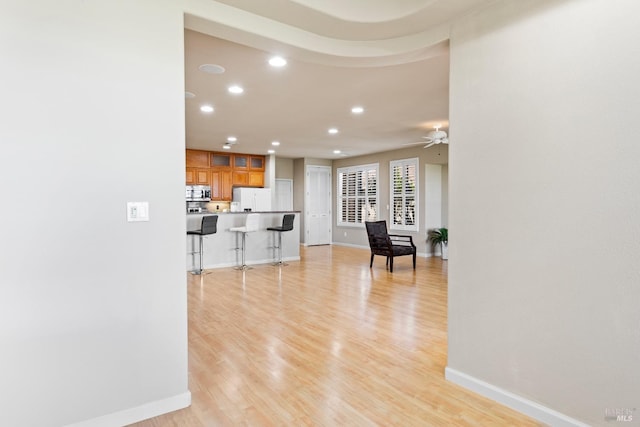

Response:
(64, 391), (191, 427)
(331, 241), (434, 259)
(330, 241), (369, 250)
(445, 368), (589, 427)
(204, 256), (301, 270)
(186, 256), (302, 271)
(417, 251), (434, 258)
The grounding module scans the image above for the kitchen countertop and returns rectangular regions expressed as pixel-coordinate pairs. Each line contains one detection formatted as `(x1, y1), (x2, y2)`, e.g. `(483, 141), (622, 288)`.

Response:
(187, 210), (301, 215)
(186, 211), (301, 270)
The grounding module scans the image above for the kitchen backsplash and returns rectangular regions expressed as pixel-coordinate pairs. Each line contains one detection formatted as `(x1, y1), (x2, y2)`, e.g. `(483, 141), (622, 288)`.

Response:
(205, 201), (231, 213)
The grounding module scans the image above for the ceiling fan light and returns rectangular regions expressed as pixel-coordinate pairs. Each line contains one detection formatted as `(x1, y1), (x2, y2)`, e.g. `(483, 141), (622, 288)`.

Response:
(427, 130), (447, 139)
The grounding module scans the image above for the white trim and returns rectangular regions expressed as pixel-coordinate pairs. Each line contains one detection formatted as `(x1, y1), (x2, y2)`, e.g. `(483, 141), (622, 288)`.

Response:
(445, 368), (590, 427)
(64, 392), (191, 427)
(332, 242), (432, 260)
(331, 241), (369, 250)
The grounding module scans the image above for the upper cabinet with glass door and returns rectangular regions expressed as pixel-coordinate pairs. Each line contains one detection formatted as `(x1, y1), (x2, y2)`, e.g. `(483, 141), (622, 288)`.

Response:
(233, 154), (264, 171)
(233, 154), (248, 169)
(249, 155), (265, 171)
(210, 152), (232, 169)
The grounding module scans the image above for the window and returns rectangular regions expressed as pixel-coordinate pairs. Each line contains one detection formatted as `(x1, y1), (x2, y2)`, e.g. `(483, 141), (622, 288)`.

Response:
(337, 163), (379, 226)
(390, 158), (418, 231)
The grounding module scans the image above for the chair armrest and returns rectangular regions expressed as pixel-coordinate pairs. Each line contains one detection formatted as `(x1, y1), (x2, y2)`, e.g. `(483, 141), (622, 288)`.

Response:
(389, 234), (415, 247)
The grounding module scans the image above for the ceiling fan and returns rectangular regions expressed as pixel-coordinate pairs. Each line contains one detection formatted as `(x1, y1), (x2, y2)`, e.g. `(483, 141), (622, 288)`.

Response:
(405, 125), (449, 148)
(223, 140), (238, 149)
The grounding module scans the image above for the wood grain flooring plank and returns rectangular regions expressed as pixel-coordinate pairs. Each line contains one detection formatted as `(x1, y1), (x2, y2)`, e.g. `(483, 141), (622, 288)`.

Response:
(132, 245), (541, 427)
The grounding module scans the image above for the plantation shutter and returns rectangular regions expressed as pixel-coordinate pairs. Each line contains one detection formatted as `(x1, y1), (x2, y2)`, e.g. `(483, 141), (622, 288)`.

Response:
(337, 164), (379, 226)
(390, 158), (418, 231)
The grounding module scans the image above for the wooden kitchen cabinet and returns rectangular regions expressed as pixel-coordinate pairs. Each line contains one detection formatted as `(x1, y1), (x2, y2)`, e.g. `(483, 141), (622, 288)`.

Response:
(210, 152), (232, 169)
(211, 170), (232, 200)
(186, 167), (210, 186)
(249, 155), (265, 171)
(186, 150), (265, 199)
(233, 154), (264, 170)
(233, 154), (249, 170)
(233, 170), (264, 187)
(232, 170), (249, 186)
(186, 149), (209, 168)
(249, 171), (264, 187)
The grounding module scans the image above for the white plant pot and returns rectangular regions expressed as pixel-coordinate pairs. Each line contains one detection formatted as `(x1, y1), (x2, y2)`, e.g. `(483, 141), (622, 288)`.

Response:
(441, 242), (448, 260)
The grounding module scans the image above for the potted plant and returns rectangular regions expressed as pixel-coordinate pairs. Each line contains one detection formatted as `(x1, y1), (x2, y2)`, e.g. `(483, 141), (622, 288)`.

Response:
(427, 227), (448, 260)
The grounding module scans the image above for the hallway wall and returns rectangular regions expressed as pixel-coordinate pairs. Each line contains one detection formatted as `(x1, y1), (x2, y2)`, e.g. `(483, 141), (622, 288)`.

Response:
(0, 1), (189, 425)
(448, 1), (640, 425)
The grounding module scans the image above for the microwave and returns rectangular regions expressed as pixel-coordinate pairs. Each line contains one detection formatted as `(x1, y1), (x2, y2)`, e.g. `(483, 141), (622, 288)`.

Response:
(186, 185), (211, 201)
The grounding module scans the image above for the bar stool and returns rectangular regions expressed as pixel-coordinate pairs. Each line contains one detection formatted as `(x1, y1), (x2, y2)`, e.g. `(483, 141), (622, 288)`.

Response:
(229, 213), (260, 270)
(267, 214), (295, 266)
(187, 215), (218, 275)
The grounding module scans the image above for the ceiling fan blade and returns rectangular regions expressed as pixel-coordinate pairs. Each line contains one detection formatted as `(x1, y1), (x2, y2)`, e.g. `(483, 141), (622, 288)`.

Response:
(402, 141), (429, 146)
(423, 141), (436, 148)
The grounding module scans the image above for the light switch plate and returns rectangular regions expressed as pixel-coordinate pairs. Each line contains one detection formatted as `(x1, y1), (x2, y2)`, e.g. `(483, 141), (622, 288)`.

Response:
(127, 202), (149, 222)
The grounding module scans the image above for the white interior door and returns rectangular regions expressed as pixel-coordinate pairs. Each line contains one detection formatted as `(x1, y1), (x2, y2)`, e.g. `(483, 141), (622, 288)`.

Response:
(305, 166), (331, 245)
(275, 179), (293, 211)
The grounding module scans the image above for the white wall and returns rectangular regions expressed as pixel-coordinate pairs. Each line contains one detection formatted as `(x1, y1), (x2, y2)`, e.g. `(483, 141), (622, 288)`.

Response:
(425, 165), (443, 227)
(441, 164), (448, 228)
(425, 164), (443, 256)
(0, 1), (189, 426)
(448, 1), (640, 425)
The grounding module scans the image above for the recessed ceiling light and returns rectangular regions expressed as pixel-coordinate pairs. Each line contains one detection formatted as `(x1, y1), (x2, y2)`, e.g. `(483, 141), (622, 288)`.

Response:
(198, 64), (225, 74)
(185, 91), (195, 99)
(271, 141), (280, 146)
(328, 128), (339, 134)
(267, 149), (275, 154)
(228, 85), (244, 94)
(227, 136), (237, 142)
(268, 56), (287, 67)
(351, 106), (364, 114)
(200, 105), (214, 113)
(222, 145), (231, 150)
(333, 150), (341, 154)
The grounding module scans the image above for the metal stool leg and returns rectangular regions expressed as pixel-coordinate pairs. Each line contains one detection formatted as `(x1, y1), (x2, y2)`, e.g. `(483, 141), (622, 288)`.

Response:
(198, 235), (204, 274)
(241, 232), (246, 267)
(277, 232), (282, 264)
(190, 234), (203, 275)
(234, 231), (252, 270)
(272, 231), (288, 266)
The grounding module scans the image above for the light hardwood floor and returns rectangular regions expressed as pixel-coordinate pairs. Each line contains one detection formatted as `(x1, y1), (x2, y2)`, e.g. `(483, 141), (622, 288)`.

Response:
(133, 245), (541, 426)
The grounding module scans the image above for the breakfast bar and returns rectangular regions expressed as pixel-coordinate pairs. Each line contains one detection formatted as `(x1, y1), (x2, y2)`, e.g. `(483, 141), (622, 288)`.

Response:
(186, 211), (300, 271)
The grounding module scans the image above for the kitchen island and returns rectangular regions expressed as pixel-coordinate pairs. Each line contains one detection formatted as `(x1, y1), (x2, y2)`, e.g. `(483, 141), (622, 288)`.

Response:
(186, 211), (300, 271)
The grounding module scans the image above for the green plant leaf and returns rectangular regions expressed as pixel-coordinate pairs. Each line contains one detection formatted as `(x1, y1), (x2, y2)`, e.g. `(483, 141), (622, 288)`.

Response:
(427, 227), (448, 244)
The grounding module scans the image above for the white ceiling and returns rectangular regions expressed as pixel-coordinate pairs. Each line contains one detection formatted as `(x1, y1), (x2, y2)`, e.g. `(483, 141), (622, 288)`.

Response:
(184, 0), (494, 159)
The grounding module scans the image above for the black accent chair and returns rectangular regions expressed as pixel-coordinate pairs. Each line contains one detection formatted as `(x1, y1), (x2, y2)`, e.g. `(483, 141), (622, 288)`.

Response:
(187, 215), (218, 275)
(267, 214), (295, 265)
(365, 220), (416, 272)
